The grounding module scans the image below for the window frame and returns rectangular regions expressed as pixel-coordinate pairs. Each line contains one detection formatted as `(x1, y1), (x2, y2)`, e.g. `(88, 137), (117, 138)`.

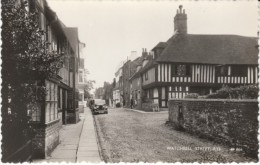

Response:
(231, 65), (247, 77)
(171, 64), (191, 76)
(45, 80), (59, 124)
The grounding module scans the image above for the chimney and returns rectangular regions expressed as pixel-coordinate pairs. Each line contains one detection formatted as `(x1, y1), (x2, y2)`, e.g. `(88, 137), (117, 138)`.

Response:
(142, 48), (148, 57)
(174, 5), (187, 34)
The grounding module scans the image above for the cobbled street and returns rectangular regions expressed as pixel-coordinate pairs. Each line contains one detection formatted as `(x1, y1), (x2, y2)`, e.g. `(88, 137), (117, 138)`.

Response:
(94, 108), (256, 163)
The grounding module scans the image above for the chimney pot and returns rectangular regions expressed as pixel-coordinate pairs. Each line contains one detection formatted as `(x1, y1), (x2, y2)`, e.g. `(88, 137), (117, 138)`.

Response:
(179, 5), (183, 13)
(174, 5), (187, 34)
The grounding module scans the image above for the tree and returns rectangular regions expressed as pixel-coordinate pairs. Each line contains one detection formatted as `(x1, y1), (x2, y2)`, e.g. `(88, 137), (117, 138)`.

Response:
(95, 87), (104, 99)
(1, 0), (63, 161)
(83, 80), (95, 99)
(102, 81), (114, 105)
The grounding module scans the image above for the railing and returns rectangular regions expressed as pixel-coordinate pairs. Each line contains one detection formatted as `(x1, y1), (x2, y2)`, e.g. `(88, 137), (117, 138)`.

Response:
(2, 140), (32, 163)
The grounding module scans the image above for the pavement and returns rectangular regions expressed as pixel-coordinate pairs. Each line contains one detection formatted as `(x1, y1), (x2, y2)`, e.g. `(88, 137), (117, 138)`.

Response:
(76, 107), (102, 163)
(33, 107), (102, 163)
(124, 108), (168, 114)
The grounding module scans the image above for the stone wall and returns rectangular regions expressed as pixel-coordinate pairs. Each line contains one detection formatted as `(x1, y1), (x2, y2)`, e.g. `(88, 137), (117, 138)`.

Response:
(168, 99), (258, 158)
(32, 119), (61, 158)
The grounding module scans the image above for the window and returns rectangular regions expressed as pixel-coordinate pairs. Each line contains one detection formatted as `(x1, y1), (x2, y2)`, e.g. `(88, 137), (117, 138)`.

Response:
(217, 66), (228, 76)
(231, 66), (247, 77)
(177, 65), (186, 76)
(153, 88), (159, 104)
(172, 64), (190, 76)
(145, 72), (148, 80)
(161, 87), (165, 99)
(79, 70), (83, 83)
(220, 66), (228, 75)
(28, 103), (41, 122)
(45, 80), (58, 123)
(161, 87), (167, 107)
(168, 86), (189, 99)
(171, 64), (177, 76)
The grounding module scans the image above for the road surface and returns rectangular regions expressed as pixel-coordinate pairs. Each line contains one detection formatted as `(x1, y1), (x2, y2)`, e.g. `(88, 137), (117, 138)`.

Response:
(94, 108), (255, 163)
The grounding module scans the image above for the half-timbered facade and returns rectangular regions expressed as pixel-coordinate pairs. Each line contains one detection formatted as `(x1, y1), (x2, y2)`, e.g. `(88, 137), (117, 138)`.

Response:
(140, 5), (258, 109)
(140, 43), (167, 109)
(26, 0), (82, 158)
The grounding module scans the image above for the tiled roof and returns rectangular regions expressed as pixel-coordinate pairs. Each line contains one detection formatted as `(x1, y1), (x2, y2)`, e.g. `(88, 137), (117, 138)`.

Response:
(157, 34), (258, 65)
(151, 42), (167, 51)
(129, 55), (154, 80)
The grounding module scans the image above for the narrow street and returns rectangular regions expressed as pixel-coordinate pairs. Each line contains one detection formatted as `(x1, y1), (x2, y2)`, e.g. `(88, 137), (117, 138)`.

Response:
(94, 108), (255, 163)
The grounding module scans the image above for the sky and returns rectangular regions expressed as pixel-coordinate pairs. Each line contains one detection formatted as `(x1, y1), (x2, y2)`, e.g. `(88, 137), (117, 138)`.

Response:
(47, 0), (258, 88)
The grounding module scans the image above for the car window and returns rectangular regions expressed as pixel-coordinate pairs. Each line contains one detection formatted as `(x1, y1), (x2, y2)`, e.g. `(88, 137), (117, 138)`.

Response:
(94, 99), (106, 105)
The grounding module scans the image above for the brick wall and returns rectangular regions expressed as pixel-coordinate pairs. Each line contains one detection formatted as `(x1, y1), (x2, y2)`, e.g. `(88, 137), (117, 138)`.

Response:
(32, 119), (61, 158)
(168, 99), (258, 158)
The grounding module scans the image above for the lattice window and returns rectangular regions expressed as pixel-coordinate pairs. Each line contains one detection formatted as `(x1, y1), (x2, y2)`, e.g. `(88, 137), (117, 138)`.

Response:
(45, 80), (58, 123)
(177, 65), (186, 76)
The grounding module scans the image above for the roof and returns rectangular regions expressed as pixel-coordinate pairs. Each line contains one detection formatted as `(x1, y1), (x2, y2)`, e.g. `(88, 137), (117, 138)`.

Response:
(157, 34), (258, 65)
(151, 42), (167, 51)
(63, 27), (79, 55)
(129, 57), (144, 80)
(129, 55), (154, 80)
(44, 2), (80, 56)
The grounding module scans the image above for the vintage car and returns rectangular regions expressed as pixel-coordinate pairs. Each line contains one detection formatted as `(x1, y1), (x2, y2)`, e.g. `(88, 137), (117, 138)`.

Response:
(91, 99), (108, 115)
